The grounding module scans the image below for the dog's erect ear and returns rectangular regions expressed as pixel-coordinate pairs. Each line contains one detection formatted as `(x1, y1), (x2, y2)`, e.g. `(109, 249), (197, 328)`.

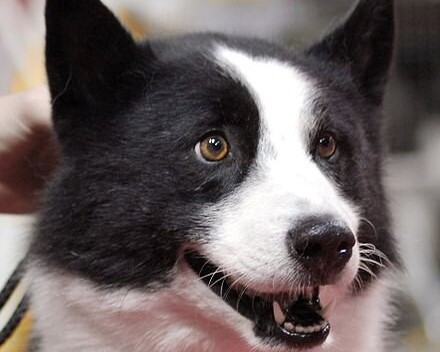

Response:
(45, 0), (151, 108)
(306, 0), (394, 105)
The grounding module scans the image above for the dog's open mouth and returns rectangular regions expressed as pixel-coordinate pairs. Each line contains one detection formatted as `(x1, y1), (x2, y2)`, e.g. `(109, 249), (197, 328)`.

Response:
(185, 251), (330, 349)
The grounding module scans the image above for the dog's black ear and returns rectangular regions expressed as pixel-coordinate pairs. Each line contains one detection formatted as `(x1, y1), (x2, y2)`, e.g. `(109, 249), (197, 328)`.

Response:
(45, 0), (151, 108)
(306, 0), (394, 105)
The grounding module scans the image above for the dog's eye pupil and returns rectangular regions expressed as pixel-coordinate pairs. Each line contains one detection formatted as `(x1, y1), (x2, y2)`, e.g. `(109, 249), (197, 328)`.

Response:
(197, 135), (229, 162)
(316, 133), (337, 159)
(208, 138), (223, 151)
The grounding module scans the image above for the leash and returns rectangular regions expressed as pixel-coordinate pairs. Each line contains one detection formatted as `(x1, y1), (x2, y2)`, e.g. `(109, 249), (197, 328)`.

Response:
(0, 259), (31, 350)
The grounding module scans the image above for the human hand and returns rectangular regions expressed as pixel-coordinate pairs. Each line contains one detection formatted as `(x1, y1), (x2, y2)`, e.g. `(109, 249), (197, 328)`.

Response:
(0, 86), (58, 214)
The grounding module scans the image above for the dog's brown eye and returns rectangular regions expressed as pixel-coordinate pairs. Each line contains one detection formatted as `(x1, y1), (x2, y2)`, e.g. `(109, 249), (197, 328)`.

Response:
(316, 133), (337, 159)
(197, 135), (229, 162)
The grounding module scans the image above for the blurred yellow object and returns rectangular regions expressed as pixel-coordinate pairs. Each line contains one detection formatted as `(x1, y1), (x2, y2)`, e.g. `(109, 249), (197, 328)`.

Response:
(10, 44), (46, 93)
(403, 325), (440, 352)
(0, 312), (33, 352)
(118, 8), (150, 40)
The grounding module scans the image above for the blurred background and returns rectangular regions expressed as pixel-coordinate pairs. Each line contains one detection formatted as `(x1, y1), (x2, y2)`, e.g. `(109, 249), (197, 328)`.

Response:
(0, 0), (439, 351)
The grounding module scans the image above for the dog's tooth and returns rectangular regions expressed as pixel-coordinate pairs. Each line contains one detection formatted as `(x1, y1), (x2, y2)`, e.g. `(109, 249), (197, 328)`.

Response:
(273, 301), (286, 325)
(305, 326), (314, 333)
(295, 325), (306, 333)
(284, 322), (294, 331)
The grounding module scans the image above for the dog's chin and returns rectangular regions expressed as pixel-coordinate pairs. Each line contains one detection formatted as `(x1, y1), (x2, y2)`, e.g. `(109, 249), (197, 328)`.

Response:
(183, 250), (359, 351)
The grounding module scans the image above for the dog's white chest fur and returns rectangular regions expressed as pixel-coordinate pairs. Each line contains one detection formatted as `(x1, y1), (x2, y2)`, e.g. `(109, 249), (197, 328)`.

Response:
(31, 267), (393, 352)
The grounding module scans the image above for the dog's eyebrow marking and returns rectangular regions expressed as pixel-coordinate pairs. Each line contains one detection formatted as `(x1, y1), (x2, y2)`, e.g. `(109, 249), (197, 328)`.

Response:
(213, 45), (317, 161)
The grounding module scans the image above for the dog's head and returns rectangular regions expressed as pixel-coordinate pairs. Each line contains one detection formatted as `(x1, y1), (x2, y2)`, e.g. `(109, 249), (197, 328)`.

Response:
(35, 0), (398, 350)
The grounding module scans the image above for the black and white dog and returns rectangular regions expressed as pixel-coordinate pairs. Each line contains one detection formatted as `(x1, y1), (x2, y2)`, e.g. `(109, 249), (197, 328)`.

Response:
(30, 0), (399, 351)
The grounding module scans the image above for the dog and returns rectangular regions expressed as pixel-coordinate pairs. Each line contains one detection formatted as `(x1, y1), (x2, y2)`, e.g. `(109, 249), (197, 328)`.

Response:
(29, 0), (399, 351)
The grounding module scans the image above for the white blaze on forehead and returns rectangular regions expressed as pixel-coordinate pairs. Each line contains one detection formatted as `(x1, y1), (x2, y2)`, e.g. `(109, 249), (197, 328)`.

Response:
(215, 45), (315, 161)
(213, 45), (355, 219)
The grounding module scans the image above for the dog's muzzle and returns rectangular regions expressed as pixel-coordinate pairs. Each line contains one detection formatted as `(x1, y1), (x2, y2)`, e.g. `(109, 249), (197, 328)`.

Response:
(184, 217), (355, 349)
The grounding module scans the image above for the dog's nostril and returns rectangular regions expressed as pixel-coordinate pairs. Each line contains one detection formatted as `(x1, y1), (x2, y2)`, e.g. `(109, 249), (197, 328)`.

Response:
(337, 241), (351, 255)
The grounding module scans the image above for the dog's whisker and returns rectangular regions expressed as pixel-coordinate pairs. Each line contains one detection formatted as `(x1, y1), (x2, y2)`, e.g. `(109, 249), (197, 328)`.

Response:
(353, 273), (363, 292)
(358, 263), (377, 279)
(196, 270), (218, 282)
(358, 242), (393, 270)
(223, 273), (247, 302)
(208, 271), (237, 289)
(207, 266), (224, 288)
(196, 266), (237, 282)
(359, 257), (387, 269)
(220, 277), (227, 299)
(359, 217), (378, 238)
(198, 259), (213, 278)
(248, 339), (266, 352)
(236, 284), (249, 312)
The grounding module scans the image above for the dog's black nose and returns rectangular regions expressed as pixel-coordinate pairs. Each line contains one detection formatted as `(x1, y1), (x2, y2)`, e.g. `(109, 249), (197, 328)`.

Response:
(288, 217), (355, 283)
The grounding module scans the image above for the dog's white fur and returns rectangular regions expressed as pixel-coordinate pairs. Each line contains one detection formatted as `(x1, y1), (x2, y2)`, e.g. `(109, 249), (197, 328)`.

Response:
(31, 47), (391, 352)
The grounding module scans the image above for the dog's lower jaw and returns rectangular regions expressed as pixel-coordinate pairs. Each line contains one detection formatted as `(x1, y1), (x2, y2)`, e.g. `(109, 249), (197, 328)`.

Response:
(29, 266), (394, 352)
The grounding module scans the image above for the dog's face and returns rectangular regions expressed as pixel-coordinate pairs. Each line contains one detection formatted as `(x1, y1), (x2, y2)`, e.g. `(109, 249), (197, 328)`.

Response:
(34, 0), (398, 350)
